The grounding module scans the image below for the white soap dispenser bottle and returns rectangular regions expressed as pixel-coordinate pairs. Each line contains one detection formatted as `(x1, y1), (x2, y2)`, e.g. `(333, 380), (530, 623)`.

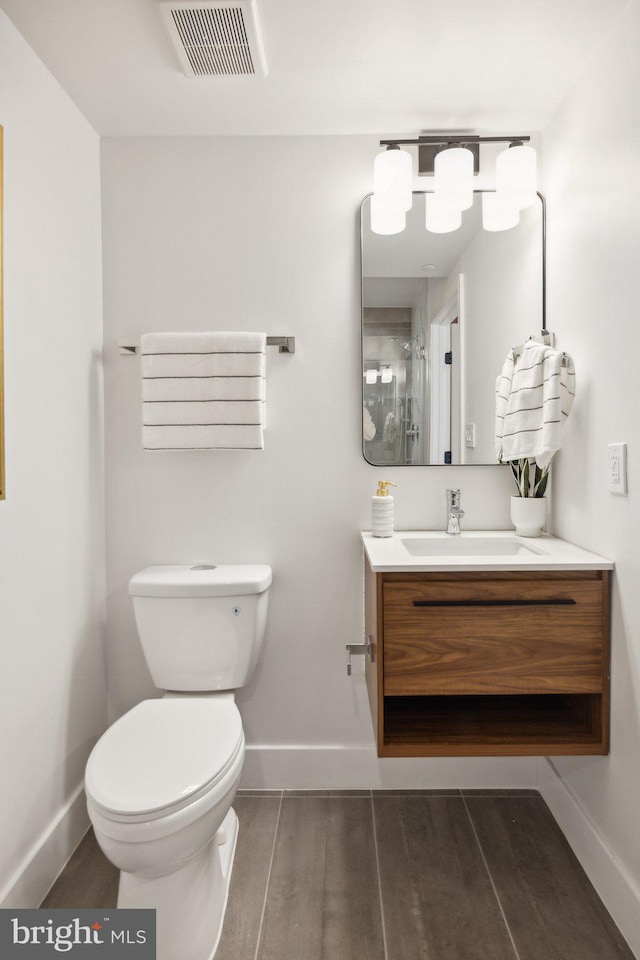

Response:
(372, 480), (397, 538)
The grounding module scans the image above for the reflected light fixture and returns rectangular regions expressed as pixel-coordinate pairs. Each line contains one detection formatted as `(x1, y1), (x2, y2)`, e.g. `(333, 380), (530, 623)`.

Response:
(371, 133), (536, 235)
(370, 194), (405, 235)
(381, 366), (393, 384)
(482, 191), (520, 231)
(365, 369), (378, 384)
(425, 193), (462, 234)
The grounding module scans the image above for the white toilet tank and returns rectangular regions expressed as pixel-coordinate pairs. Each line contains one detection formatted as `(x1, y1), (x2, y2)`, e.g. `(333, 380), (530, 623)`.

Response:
(129, 564), (272, 692)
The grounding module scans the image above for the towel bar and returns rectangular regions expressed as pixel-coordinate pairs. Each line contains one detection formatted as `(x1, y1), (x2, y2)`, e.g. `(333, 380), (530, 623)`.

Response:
(265, 336), (295, 354)
(117, 336), (295, 356)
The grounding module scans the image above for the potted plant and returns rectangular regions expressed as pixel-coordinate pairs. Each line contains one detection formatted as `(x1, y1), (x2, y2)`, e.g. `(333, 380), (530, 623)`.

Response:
(507, 458), (549, 537)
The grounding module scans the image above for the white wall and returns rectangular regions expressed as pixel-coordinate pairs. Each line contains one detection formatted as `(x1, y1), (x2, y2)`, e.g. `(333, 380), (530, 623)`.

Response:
(539, 0), (640, 951)
(100, 135), (531, 789)
(0, 12), (106, 906)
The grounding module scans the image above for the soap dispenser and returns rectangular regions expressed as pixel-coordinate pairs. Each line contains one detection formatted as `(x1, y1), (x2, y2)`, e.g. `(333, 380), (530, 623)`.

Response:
(372, 481), (397, 538)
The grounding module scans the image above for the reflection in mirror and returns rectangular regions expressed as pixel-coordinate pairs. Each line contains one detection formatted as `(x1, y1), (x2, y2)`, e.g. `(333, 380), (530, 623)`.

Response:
(361, 191), (544, 466)
(0, 125), (4, 499)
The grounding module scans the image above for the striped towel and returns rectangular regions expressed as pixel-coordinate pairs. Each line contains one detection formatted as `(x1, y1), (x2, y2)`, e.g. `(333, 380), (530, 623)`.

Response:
(141, 332), (266, 450)
(495, 340), (575, 468)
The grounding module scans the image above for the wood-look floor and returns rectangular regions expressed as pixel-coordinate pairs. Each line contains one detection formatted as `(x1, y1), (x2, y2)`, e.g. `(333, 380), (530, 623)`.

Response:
(42, 790), (635, 960)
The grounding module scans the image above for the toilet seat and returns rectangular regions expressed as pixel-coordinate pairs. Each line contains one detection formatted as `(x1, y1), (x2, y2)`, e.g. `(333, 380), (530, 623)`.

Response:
(86, 697), (243, 822)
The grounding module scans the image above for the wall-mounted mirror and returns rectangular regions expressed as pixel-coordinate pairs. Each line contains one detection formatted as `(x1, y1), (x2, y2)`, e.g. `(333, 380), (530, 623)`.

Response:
(361, 191), (544, 466)
(0, 124), (4, 499)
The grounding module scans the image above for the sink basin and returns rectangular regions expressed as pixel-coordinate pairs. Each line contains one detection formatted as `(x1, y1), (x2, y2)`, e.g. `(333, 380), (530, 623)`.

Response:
(401, 537), (548, 557)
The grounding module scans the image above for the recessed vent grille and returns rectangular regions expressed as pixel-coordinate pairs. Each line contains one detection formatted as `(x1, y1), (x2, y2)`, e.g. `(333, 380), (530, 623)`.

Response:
(158, 0), (268, 78)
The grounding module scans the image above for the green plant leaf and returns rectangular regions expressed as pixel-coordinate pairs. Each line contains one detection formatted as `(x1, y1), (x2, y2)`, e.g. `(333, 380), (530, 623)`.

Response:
(506, 457), (549, 497)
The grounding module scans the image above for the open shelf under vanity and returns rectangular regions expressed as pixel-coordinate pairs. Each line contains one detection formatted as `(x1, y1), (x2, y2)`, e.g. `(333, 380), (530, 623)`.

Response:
(381, 693), (606, 757)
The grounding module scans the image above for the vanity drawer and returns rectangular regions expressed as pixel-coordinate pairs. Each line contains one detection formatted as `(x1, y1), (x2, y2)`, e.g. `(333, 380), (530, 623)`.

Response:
(383, 575), (605, 696)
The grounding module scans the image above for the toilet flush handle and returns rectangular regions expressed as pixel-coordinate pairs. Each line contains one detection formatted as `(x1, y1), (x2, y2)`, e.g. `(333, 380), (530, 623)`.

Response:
(345, 637), (374, 676)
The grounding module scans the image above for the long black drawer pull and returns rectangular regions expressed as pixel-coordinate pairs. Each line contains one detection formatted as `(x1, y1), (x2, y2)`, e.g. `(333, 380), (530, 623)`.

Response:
(412, 598), (577, 608)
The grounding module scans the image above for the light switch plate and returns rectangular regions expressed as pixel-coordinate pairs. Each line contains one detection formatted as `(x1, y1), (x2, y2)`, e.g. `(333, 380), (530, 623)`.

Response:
(465, 423), (476, 448)
(608, 442), (627, 494)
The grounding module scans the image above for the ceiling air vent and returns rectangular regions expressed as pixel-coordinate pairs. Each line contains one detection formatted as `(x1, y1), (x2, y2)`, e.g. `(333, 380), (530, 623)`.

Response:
(157, 0), (268, 78)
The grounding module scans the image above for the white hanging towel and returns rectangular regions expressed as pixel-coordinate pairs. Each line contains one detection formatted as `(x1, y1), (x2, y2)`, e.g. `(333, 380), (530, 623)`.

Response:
(140, 332), (266, 450)
(495, 348), (516, 460)
(495, 339), (575, 468)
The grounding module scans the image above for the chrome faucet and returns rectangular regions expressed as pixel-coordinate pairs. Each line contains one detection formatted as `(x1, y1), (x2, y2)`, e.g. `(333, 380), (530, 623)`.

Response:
(446, 489), (464, 535)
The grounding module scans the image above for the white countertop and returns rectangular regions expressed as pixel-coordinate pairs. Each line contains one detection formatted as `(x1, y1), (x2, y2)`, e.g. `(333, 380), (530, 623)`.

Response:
(361, 530), (614, 573)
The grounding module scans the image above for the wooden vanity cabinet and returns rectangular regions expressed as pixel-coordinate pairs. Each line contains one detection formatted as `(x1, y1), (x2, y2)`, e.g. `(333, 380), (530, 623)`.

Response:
(364, 565), (610, 757)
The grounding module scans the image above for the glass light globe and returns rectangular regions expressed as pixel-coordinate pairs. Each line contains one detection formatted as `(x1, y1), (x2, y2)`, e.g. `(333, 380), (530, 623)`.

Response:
(482, 191), (520, 231)
(496, 144), (537, 210)
(370, 194), (406, 235)
(434, 146), (474, 211)
(373, 147), (413, 212)
(425, 193), (462, 233)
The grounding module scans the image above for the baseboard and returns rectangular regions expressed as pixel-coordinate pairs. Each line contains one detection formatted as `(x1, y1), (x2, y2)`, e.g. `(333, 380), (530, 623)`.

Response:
(0, 783), (90, 909)
(241, 744), (538, 790)
(538, 758), (640, 957)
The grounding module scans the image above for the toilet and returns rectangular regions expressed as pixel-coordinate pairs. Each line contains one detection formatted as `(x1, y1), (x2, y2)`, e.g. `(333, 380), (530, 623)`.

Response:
(85, 563), (272, 960)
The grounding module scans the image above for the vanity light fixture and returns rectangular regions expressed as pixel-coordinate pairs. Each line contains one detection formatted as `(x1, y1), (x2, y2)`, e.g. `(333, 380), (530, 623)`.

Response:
(371, 134), (536, 235)
(381, 366), (393, 384)
(365, 368), (378, 384)
(373, 145), (413, 212)
(495, 141), (537, 210)
(434, 145), (474, 212)
(370, 144), (413, 235)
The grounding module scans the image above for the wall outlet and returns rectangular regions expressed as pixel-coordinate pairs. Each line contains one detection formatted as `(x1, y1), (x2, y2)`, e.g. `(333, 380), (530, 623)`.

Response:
(608, 442), (627, 494)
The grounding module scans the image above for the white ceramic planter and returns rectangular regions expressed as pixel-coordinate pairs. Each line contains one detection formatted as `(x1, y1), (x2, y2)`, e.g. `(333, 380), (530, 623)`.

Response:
(510, 496), (547, 537)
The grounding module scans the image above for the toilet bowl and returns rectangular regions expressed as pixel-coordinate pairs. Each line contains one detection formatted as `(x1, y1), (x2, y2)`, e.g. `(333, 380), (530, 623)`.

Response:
(85, 563), (272, 960)
(86, 695), (244, 960)
(86, 696), (244, 874)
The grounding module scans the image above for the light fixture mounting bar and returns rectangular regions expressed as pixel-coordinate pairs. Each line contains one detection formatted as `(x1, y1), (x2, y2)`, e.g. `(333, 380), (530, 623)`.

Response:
(378, 134), (531, 177)
(378, 135), (531, 146)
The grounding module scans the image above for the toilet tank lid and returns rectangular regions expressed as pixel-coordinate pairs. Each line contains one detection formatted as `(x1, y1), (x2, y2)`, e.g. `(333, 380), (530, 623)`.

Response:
(129, 564), (272, 598)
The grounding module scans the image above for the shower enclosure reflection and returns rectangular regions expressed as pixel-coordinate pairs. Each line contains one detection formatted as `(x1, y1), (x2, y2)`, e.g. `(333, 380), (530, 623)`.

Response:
(362, 301), (427, 465)
(362, 279), (462, 466)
